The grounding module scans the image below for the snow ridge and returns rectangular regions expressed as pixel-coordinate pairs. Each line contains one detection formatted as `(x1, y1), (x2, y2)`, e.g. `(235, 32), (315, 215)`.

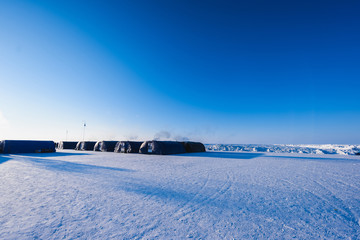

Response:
(206, 144), (360, 155)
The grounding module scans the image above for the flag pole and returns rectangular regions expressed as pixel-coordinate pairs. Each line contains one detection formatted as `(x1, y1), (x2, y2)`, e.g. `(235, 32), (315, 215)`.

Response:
(83, 122), (86, 141)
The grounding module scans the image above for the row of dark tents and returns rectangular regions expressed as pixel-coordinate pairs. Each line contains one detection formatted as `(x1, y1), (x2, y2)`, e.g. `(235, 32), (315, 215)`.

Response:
(58, 140), (206, 155)
(0, 140), (56, 154)
(0, 140), (205, 155)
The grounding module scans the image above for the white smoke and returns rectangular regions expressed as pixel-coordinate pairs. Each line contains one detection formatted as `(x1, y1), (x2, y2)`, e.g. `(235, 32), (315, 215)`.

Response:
(154, 131), (189, 141)
(154, 131), (171, 140)
(126, 134), (139, 140)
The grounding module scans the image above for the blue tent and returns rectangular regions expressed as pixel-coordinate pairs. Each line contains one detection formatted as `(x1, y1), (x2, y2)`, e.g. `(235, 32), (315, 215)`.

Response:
(0, 140), (56, 154)
(139, 141), (186, 155)
(75, 141), (97, 151)
(114, 141), (143, 153)
(58, 141), (78, 150)
(94, 141), (119, 152)
(182, 141), (206, 153)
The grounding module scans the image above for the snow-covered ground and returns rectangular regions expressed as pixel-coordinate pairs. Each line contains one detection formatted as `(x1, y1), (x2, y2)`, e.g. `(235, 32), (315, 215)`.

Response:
(1, 150), (360, 239)
(206, 144), (360, 155)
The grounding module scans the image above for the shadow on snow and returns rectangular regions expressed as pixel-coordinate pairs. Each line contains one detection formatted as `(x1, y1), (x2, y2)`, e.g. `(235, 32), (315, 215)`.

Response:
(0, 155), (12, 164)
(179, 151), (263, 159)
(15, 157), (135, 174)
(265, 155), (360, 163)
(15, 151), (91, 158)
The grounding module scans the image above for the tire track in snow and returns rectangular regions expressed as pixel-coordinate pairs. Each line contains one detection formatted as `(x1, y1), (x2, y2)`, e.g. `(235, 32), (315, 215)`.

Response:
(322, 174), (360, 227)
(126, 170), (212, 239)
(130, 170), (213, 239)
(171, 171), (211, 219)
(297, 172), (360, 228)
(132, 219), (162, 240)
(305, 175), (360, 229)
(324, 172), (360, 192)
(283, 174), (360, 231)
(173, 170), (234, 222)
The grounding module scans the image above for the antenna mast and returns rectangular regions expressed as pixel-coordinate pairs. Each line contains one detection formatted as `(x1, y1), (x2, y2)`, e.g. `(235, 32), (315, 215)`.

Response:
(82, 121), (86, 141)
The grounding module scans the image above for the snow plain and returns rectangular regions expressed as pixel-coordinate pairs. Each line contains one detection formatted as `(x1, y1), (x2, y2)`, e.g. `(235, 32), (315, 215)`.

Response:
(1, 150), (360, 239)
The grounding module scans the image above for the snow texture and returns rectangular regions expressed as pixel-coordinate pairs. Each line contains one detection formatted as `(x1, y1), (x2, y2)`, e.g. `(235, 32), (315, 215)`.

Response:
(1, 150), (360, 239)
(206, 144), (360, 155)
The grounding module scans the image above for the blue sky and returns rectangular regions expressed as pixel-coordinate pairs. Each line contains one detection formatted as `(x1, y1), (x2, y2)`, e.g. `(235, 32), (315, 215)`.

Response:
(0, 0), (359, 144)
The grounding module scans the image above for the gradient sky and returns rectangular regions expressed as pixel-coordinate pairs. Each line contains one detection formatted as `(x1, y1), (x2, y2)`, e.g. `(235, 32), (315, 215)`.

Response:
(0, 0), (359, 144)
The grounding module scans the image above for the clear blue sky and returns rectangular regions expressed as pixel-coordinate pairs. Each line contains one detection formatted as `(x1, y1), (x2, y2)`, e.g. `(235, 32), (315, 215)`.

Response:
(0, 0), (359, 144)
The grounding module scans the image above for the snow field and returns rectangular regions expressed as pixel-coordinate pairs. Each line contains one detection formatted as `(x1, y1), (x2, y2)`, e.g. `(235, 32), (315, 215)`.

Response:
(0, 151), (360, 239)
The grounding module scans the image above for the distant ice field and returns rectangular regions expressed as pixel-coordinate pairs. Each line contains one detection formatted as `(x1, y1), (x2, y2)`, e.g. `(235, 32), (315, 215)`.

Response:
(206, 144), (360, 155)
(1, 150), (360, 239)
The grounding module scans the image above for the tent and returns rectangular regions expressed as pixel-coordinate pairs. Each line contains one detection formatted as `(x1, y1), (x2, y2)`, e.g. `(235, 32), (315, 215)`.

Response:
(0, 140), (56, 154)
(182, 141), (206, 153)
(93, 141), (119, 152)
(139, 141), (186, 155)
(114, 141), (143, 153)
(58, 141), (78, 150)
(75, 141), (97, 151)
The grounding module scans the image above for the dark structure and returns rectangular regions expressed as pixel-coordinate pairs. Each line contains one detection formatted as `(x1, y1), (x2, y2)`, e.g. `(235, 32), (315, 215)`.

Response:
(94, 141), (119, 152)
(75, 141), (97, 151)
(0, 140), (56, 154)
(58, 141), (78, 150)
(114, 141), (143, 153)
(182, 141), (206, 153)
(139, 141), (186, 155)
